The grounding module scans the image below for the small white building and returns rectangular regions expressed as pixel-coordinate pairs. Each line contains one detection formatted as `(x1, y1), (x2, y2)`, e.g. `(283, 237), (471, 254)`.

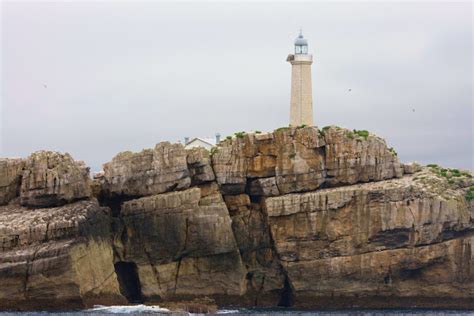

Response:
(184, 134), (221, 150)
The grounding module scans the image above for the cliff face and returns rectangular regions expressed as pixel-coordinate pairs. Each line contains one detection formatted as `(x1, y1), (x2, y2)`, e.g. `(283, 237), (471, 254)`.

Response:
(0, 126), (473, 310)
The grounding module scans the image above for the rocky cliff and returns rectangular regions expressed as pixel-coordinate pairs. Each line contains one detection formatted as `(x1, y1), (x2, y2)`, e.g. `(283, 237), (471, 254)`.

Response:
(0, 126), (473, 311)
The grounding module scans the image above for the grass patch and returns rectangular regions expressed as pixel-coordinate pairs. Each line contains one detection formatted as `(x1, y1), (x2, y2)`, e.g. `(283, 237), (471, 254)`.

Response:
(440, 168), (448, 177)
(428, 166), (469, 180)
(451, 169), (461, 177)
(427, 164), (439, 168)
(388, 147), (398, 156)
(210, 147), (219, 155)
(345, 131), (354, 139)
(466, 186), (474, 201)
(255, 130), (262, 134)
(276, 126), (291, 132)
(353, 129), (369, 140)
(319, 126), (331, 136)
(234, 131), (246, 138)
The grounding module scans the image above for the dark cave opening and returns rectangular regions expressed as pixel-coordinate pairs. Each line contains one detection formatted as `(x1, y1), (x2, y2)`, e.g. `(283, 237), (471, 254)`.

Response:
(278, 277), (294, 307)
(114, 261), (143, 303)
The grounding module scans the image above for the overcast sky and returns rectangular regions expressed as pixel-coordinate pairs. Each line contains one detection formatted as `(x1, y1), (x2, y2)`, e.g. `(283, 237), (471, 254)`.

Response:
(1, 1), (472, 171)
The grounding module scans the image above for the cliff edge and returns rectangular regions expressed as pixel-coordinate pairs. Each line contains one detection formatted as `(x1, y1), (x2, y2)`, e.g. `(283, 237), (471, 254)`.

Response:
(1, 126), (473, 311)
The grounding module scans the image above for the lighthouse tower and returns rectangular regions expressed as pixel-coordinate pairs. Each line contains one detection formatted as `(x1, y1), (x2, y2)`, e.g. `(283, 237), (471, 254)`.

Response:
(287, 31), (313, 126)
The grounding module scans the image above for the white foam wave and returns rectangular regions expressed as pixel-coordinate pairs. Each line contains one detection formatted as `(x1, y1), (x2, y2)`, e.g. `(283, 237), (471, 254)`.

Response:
(87, 304), (170, 314)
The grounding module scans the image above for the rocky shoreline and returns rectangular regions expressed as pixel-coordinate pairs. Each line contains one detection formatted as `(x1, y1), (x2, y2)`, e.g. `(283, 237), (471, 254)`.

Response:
(1, 126), (473, 312)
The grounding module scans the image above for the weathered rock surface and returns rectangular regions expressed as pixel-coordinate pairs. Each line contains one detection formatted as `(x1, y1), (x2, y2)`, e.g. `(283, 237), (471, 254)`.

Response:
(264, 170), (474, 307)
(1, 127), (473, 310)
(102, 142), (191, 198)
(186, 147), (215, 185)
(323, 127), (403, 186)
(212, 128), (326, 195)
(114, 185), (247, 301)
(212, 127), (402, 195)
(0, 200), (124, 310)
(0, 158), (24, 206)
(20, 151), (91, 208)
(223, 193), (285, 305)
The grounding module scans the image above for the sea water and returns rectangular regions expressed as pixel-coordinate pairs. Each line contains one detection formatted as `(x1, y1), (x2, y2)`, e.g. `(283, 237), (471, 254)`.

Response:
(0, 305), (473, 316)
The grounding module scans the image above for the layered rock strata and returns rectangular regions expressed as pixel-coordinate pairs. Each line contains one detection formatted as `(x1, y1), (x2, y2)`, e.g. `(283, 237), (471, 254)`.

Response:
(20, 151), (91, 208)
(212, 126), (402, 196)
(0, 158), (24, 206)
(0, 200), (124, 310)
(1, 126), (473, 310)
(264, 174), (473, 307)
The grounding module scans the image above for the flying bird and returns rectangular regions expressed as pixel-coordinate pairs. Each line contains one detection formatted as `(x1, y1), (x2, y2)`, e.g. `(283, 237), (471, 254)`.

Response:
(43, 84), (47, 88)
(412, 108), (415, 112)
(348, 89), (351, 92)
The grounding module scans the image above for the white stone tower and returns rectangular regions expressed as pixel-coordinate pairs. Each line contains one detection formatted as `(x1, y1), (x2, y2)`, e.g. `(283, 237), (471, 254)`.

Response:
(287, 30), (313, 126)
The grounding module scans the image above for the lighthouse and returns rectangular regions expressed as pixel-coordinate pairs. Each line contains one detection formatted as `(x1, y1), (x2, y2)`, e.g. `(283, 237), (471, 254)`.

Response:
(287, 30), (313, 126)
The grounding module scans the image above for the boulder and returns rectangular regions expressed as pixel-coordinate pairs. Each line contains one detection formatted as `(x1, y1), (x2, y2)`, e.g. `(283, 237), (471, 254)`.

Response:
(20, 151), (91, 208)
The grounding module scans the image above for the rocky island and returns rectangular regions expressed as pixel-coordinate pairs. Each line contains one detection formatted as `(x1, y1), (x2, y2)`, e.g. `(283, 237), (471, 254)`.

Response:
(0, 126), (473, 312)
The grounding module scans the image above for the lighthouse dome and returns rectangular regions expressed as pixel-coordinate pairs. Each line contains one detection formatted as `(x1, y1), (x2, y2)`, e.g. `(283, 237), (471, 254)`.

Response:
(294, 33), (308, 46)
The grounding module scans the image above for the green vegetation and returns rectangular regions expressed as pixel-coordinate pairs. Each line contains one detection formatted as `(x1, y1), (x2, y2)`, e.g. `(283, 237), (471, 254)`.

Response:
(427, 165), (472, 181)
(234, 131), (246, 138)
(298, 124), (307, 129)
(466, 186), (474, 201)
(210, 147), (219, 155)
(388, 147), (398, 156)
(226, 136), (232, 140)
(289, 153), (296, 159)
(320, 126), (331, 136)
(345, 131), (354, 139)
(353, 129), (369, 140)
(255, 130), (262, 134)
(451, 169), (461, 177)
(276, 126), (291, 132)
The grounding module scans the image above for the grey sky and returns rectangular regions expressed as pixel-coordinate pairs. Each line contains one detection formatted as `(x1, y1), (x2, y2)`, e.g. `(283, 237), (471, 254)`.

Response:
(1, 1), (472, 171)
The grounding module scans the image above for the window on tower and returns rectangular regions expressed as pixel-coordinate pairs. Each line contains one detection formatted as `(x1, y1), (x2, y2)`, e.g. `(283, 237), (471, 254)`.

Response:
(295, 45), (302, 54)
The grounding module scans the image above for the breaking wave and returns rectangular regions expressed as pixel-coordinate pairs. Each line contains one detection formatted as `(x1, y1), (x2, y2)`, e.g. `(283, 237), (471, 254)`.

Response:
(86, 304), (170, 314)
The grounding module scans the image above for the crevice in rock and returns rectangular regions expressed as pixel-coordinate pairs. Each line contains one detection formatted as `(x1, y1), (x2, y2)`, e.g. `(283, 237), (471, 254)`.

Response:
(114, 261), (143, 303)
(23, 247), (40, 299)
(277, 275), (294, 307)
(97, 193), (138, 217)
(254, 275), (266, 306)
(259, 198), (295, 308)
(174, 258), (182, 294)
(144, 248), (162, 292)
